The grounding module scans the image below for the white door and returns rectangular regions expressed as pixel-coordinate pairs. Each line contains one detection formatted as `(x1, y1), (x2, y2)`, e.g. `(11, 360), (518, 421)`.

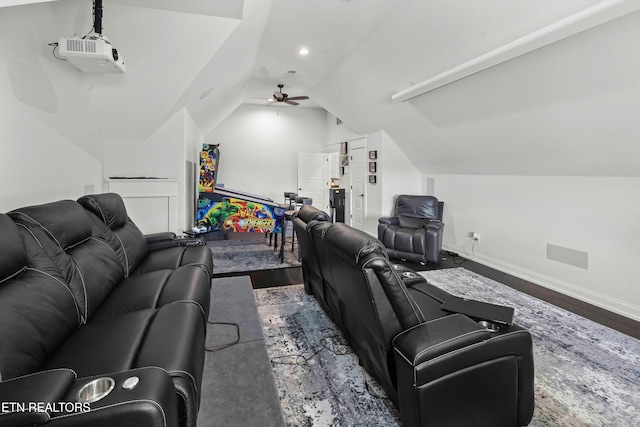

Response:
(350, 147), (366, 231)
(297, 153), (329, 212)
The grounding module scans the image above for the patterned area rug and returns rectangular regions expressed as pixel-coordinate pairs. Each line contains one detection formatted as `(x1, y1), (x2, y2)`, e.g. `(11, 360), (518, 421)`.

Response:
(419, 268), (640, 427)
(254, 285), (400, 426)
(254, 268), (640, 426)
(207, 237), (300, 275)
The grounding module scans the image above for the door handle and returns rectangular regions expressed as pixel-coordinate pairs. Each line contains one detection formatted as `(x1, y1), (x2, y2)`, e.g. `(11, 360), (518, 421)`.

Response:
(298, 188), (302, 190)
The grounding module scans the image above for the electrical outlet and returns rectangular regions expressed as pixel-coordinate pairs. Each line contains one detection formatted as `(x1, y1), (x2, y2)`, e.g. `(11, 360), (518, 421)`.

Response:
(472, 232), (480, 242)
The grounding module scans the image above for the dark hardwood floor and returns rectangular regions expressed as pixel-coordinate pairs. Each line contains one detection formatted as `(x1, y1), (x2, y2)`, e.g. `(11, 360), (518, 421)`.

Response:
(213, 251), (640, 340)
(397, 253), (639, 340)
(214, 267), (303, 289)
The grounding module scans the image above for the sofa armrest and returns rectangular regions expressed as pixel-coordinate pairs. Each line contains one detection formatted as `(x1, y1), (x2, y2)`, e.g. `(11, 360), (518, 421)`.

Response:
(146, 232), (205, 251)
(390, 263), (429, 288)
(378, 216), (399, 226)
(0, 368), (178, 427)
(49, 367), (178, 427)
(394, 314), (489, 367)
(0, 369), (77, 427)
(144, 232), (177, 244)
(423, 220), (443, 231)
(393, 315), (535, 427)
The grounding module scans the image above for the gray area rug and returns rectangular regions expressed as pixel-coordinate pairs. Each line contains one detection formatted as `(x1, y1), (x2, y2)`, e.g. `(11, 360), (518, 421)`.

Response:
(254, 285), (400, 426)
(419, 268), (640, 427)
(254, 269), (640, 426)
(207, 236), (300, 275)
(198, 276), (285, 427)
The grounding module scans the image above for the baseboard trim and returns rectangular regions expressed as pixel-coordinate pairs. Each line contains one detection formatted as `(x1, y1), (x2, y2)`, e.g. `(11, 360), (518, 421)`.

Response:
(443, 244), (640, 323)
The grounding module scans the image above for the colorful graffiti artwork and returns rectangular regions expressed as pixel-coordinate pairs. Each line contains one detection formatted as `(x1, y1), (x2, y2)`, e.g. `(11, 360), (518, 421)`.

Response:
(197, 196), (284, 234)
(198, 144), (219, 193)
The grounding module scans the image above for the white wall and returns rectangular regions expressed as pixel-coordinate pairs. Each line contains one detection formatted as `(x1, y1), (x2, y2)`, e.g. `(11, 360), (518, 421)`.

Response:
(380, 131), (422, 217)
(183, 110), (204, 228)
(206, 104), (327, 203)
(429, 174), (640, 321)
(325, 111), (362, 146)
(324, 111), (361, 190)
(355, 130), (422, 236)
(103, 108), (203, 231)
(0, 1), (103, 212)
(0, 104), (102, 211)
(0, 38), (101, 211)
(365, 132), (382, 235)
(104, 110), (184, 179)
(320, 129), (423, 236)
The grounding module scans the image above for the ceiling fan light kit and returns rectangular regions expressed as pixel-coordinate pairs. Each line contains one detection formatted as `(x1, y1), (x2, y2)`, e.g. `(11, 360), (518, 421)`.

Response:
(250, 84), (309, 106)
(269, 84), (309, 106)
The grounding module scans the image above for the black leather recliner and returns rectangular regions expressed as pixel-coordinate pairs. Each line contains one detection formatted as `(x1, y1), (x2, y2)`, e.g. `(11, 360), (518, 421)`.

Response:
(378, 195), (444, 264)
(1, 195), (214, 427)
(292, 206), (349, 334)
(292, 206), (331, 304)
(294, 206), (535, 427)
(78, 193), (213, 279)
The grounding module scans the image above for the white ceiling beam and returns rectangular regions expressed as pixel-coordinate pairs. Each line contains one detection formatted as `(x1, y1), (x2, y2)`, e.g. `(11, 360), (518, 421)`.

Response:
(392, 0), (640, 102)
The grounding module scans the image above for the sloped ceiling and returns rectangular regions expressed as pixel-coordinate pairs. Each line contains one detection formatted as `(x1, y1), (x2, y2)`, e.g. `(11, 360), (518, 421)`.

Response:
(0, 0), (251, 159)
(3, 0), (638, 176)
(309, 0), (640, 176)
(241, 0), (399, 110)
(108, 0), (243, 19)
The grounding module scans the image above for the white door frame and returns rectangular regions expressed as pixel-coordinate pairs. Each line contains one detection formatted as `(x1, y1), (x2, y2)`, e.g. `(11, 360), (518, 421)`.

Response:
(347, 137), (367, 230)
(297, 152), (330, 212)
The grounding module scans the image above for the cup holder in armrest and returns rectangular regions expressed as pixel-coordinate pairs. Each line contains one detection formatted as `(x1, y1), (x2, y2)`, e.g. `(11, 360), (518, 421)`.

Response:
(478, 320), (500, 332)
(76, 377), (115, 404)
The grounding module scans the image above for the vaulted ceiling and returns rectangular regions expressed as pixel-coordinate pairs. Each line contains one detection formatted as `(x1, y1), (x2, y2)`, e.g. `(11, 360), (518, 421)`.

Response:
(3, 0), (639, 176)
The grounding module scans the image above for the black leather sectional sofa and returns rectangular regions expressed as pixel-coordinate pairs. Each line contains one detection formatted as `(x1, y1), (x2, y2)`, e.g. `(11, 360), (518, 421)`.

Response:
(0, 193), (213, 427)
(293, 205), (535, 427)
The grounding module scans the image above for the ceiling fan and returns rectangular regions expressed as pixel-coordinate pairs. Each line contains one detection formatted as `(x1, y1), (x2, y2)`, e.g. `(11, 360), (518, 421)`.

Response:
(255, 84), (309, 106)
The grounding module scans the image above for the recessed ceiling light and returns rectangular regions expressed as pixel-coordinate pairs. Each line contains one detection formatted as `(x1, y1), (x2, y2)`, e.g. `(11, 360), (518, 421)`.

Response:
(297, 47), (309, 55)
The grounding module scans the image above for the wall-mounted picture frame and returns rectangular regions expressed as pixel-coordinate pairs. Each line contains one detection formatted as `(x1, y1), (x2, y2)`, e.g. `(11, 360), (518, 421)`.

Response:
(340, 141), (348, 154)
(369, 161), (376, 173)
(369, 175), (377, 184)
(340, 154), (349, 167)
(368, 150), (377, 159)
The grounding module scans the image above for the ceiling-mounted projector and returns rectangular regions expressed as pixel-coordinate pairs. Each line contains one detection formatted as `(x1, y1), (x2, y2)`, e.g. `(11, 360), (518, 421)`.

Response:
(58, 35), (125, 74)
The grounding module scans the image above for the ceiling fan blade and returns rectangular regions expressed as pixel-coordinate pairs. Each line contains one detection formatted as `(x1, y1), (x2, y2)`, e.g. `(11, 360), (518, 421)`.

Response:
(287, 96), (309, 101)
(285, 100), (299, 106)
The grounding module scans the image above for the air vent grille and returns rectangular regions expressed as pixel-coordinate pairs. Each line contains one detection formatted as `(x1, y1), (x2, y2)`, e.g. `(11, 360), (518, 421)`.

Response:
(66, 39), (96, 53)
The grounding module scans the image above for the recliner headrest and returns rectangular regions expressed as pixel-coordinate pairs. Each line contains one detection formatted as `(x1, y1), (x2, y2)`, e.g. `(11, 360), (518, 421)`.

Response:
(395, 195), (439, 220)
(9, 200), (91, 250)
(324, 223), (387, 266)
(0, 214), (27, 283)
(78, 193), (127, 230)
(296, 205), (331, 223)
